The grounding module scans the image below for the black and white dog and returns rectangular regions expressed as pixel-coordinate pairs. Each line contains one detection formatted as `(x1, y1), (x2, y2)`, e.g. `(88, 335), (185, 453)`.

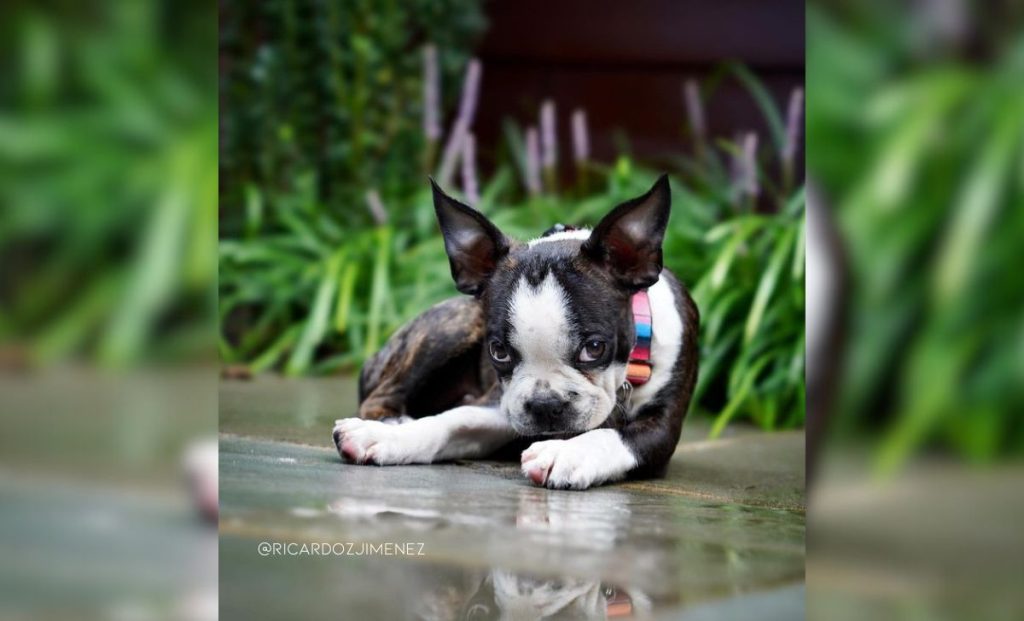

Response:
(332, 175), (698, 489)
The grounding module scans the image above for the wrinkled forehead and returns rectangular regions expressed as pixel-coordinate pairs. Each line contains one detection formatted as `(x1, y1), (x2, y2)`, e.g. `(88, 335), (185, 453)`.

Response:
(505, 272), (572, 362)
(485, 244), (629, 345)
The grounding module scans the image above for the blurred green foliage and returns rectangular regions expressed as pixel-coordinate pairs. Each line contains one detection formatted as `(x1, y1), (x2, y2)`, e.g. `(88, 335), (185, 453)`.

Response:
(0, 1), (217, 367)
(221, 166), (805, 435)
(219, 0), (486, 232)
(808, 1), (1024, 467)
(220, 10), (806, 435)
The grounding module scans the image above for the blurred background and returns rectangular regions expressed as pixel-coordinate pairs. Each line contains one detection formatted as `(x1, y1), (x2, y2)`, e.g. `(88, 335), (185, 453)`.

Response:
(8, 0), (1022, 618)
(0, 1), (217, 619)
(217, 3), (808, 619)
(807, 1), (1024, 618)
(218, 0), (807, 438)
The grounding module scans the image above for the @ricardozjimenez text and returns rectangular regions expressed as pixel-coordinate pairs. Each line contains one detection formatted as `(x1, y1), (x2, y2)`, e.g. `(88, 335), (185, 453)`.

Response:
(258, 541), (427, 557)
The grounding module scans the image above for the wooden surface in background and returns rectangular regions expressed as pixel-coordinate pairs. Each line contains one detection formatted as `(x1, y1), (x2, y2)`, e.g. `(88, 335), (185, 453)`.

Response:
(471, 0), (804, 175)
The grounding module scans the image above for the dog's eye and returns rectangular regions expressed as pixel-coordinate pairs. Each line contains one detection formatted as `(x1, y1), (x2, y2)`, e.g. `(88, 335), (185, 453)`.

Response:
(489, 340), (512, 364)
(466, 604), (491, 620)
(578, 338), (606, 363)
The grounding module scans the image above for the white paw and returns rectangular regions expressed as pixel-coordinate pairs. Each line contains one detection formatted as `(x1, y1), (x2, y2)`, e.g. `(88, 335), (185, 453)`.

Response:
(332, 418), (406, 465)
(519, 440), (603, 490)
(520, 430), (637, 490)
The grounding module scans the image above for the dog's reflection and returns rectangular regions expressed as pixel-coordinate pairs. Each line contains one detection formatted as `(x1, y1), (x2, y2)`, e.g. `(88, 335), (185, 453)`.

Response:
(420, 489), (650, 620)
(513, 487), (631, 550)
(453, 571), (643, 620)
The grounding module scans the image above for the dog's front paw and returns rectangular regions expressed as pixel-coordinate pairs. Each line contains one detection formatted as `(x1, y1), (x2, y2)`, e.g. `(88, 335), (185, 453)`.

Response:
(521, 439), (605, 490)
(521, 430), (637, 490)
(332, 418), (399, 465)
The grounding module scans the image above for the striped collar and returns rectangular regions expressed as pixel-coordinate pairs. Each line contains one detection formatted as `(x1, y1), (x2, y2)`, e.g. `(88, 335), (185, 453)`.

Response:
(626, 290), (652, 386)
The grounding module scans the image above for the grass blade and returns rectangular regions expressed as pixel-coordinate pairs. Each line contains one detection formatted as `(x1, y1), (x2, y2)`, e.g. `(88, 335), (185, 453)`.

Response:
(285, 251), (342, 375)
(744, 226), (795, 344)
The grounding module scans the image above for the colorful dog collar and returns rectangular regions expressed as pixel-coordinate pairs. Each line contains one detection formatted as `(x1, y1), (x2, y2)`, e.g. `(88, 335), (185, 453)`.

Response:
(626, 290), (652, 386)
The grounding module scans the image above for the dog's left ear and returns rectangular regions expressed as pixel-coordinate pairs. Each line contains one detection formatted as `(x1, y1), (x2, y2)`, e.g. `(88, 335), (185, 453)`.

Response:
(582, 174), (671, 290)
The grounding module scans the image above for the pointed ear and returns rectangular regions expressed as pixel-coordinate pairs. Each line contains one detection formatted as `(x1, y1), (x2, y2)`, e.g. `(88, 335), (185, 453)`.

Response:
(581, 174), (671, 289)
(431, 179), (510, 296)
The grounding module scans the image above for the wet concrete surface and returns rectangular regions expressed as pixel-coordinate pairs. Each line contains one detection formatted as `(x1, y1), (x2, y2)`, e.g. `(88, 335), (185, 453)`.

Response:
(0, 476), (217, 620)
(220, 376), (805, 619)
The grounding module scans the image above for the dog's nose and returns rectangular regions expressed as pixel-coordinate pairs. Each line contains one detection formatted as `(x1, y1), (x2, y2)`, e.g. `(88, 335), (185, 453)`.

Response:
(524, 394), (568, 420)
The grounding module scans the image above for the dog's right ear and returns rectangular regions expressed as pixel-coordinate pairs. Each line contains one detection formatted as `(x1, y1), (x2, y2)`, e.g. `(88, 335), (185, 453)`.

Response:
(581, 174), (671, 290)
(431, 179), (510, 296)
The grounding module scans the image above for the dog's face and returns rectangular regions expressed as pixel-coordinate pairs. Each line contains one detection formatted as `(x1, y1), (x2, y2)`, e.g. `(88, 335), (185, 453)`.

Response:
(483, 240), (631, 435)
(432, 176), (671, 435)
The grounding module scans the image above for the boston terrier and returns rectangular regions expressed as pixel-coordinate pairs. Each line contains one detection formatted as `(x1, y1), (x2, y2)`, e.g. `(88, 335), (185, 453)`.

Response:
(332, 175), (699, 490)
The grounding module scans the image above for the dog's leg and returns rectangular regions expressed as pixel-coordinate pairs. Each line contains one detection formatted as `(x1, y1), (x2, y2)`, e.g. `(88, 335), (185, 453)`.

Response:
(357, 297), (488, 422)
(520, 429), (638, 490)
(521, 397), (693, 489)
(333, 405), (515, 465)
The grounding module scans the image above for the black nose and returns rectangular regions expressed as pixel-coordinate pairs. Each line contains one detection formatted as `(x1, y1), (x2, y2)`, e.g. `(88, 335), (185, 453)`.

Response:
(524, 394), (569, 420)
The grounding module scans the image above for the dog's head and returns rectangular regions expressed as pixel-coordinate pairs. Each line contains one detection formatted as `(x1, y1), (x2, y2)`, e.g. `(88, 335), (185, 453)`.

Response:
(431, 176), (671, 435)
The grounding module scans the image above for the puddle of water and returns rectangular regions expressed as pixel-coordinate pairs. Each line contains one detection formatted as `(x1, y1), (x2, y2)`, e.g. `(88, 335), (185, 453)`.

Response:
(221, 533), (670, 619)
(219, 435), (805, 618)
(219, 377), (805, 617)
(0, 478), (216, 619)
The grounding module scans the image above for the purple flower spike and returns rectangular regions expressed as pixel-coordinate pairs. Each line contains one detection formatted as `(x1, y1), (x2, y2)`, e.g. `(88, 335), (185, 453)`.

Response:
(422, 45), (441, 142)
(365, 189), (388, 226)
(525, 126), (542, 196)
(742, 132), (760, 199)
(540, 100), (557, 171)
(571, 109), (589, 165)
(729, 132), (760, 204)
(683, 79), (706, 144)
(782, 87), (804, 167)
(461, 132), (480, 205)
(437, 59), (483, 186)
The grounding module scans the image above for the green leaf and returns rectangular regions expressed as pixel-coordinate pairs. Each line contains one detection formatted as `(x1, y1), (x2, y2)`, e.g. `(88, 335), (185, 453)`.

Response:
(710, 354), (772, 438)
(285, 251), (343, 375)
(791, 211), (806, 281)
(708, 225), (751, 290)
(334, 261), (359, 333)
(363, 226), (393, 357)
(744, 226), (795, 344)
(252, 325), (302, 374)
(244, 183), (263, 238)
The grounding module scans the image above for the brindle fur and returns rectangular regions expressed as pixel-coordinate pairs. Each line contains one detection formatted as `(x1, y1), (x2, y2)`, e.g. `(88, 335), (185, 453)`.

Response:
(356, 269), (700, 477)
(354, 175), (699, 478)
(357, 296), (496, 421)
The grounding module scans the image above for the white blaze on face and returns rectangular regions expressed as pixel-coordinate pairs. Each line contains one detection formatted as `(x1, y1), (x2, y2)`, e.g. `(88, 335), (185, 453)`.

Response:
(504, 272), (621, 430)
(526, 228), (592, 247)
(508, 272), (573, 366)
